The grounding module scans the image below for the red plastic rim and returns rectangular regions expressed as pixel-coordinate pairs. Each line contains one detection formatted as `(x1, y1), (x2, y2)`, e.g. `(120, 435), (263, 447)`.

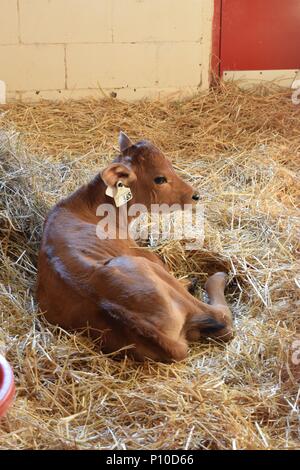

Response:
(0, 354), (15, 417)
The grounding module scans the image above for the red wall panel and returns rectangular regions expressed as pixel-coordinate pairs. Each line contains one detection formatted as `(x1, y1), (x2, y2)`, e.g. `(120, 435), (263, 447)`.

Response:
(219, 0), (300, 75)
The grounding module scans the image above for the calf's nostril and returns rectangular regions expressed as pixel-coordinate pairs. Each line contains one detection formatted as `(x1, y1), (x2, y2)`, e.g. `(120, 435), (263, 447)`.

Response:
(192, 193), (200, 201)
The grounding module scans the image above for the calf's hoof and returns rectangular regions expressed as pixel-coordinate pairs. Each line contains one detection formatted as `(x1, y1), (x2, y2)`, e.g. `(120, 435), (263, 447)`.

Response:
(205, 271), (227, 291)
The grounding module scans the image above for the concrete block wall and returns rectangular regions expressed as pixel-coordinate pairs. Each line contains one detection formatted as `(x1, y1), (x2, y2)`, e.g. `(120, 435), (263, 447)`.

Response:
(0, 0), (214, 101)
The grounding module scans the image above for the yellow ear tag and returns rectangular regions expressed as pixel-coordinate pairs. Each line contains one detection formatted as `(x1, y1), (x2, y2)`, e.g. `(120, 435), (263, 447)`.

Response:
(114, 181), (133, 207)
(105, 186), (115, 198)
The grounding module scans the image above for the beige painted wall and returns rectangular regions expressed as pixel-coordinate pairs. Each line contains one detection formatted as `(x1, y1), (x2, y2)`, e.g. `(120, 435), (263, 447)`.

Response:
(0, 0), (214, 102)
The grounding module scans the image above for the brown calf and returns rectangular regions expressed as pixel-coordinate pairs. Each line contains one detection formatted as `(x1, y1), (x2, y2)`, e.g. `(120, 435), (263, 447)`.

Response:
(37, 133), (233, 362)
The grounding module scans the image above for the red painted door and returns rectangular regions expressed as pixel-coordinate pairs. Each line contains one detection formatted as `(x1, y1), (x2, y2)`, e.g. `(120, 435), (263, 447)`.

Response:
(216, 0), (300, 76)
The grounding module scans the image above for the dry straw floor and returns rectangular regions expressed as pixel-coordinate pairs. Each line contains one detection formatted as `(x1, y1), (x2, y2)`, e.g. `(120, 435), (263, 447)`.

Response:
(0, 83), (299, 449)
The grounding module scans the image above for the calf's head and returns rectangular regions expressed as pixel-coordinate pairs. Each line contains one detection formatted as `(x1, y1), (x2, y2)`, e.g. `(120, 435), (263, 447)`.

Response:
(101, 132), (199, 209)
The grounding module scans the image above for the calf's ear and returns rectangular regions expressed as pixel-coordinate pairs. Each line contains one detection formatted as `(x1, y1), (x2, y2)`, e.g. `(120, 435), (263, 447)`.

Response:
(101, 162), (137, 188)
(119, 131), (133, 153)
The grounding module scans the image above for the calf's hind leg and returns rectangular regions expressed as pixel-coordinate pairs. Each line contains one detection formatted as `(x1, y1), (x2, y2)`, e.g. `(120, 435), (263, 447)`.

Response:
(182, 272), (234, 343)
(205, 272), (228, 307)
(203, 272), (233, 341)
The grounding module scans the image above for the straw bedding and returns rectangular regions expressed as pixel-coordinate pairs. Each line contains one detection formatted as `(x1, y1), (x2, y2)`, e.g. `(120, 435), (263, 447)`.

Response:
(0, 83), (299, 449)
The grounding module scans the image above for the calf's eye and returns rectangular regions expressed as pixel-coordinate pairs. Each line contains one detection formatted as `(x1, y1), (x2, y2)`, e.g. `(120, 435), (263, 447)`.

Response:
(154, 176), (167, 185)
